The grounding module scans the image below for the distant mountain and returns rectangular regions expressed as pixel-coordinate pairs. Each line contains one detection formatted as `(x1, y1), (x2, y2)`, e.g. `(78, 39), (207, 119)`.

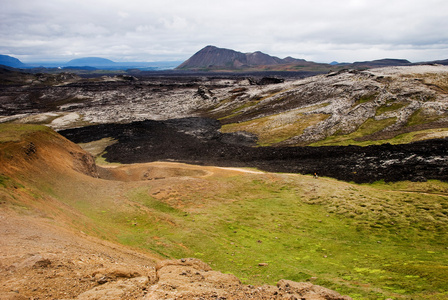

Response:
(426, 59), (448, 66)
(351, 58), (411, 68)
(176, 46), (311, 70)
(0, 54), (27, 68)
(176, 46), (428, 72)
(65, 57), (116, 67)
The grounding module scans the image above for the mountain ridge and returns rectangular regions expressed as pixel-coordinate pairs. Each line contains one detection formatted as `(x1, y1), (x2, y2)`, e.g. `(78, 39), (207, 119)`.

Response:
(2, 48), (448, 72)
(176, 45), (448, 71)
(176, 45), (312, 70)
(0, 54), (28, 68)
(65, 57), (117, 67)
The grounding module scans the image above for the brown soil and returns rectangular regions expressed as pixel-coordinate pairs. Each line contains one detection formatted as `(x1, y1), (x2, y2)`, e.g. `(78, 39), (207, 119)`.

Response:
(0, 208), (158, 299)
(0, 209), (352, 299)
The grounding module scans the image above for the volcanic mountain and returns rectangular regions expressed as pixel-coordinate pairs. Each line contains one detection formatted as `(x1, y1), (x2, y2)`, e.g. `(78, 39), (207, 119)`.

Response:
(175, 46), (419, 72)
(176, 45), (309, 70)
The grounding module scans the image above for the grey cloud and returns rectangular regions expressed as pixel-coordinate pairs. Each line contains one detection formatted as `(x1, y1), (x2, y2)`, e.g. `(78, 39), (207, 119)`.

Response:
(1, 0), (448, 63)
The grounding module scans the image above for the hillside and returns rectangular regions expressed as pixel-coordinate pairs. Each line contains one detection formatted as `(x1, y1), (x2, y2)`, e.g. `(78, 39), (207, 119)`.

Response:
(175, 46), (440, 72)
(0, 124), (355, 299)
(0, 54), (27, 68)
(215, 65), (448, 147)
(1, 124), (448, 299)
(65, 57), (116, 67)
(0, 124), (358, 299)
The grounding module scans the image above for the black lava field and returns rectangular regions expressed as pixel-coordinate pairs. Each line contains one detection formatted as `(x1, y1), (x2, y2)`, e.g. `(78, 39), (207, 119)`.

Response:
(59, 118), (448, 183)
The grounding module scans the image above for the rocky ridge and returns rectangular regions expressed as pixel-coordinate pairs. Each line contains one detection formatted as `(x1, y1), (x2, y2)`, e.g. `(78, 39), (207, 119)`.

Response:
(216, 65), (448, 146)
(1, 65), (447, 145)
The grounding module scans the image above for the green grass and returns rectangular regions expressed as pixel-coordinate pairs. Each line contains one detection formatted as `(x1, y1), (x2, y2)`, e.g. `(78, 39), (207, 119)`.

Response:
(47, 171), (448, 299)
(355, 93), (379, 105)
(407, 109), (446, 127)
(0, 123), (53, 142)
(221, 109), (330, 146)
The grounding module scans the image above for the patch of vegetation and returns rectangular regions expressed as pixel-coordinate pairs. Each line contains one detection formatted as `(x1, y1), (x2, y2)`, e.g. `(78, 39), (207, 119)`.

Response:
(221, 103), (331, 146)
(222, 112), (329, 146)
(0, 124), (53, 142)
(355, 93), (378, 105)
(375, 103), (406, 116)
(0, 174), (12, 189)
(310, 117), (397, 146)
(407, 109), (444, 127)
(42, 168), (448, 299)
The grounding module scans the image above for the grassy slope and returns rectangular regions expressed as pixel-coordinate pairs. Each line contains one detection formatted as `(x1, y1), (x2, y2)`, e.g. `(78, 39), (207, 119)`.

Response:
(110, 175), (448, 300)
(1, 124), (448, 299)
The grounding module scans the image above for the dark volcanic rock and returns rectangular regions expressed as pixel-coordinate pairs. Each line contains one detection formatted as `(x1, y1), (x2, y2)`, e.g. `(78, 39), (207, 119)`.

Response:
(248, 76), (285, 85)
(59, 118), (448, 183)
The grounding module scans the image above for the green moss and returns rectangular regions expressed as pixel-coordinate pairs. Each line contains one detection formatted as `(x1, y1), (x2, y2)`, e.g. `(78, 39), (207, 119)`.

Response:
(6, 123), (445, 300)
(407, 109), (444, 127)
(310, 117), (397, 146)
(0, 124), (53, 142)
(375, 103), (406, 116)
(53, 172), (448, 299)
(355, 93), (378, 105)
(221, 110), (329, 146)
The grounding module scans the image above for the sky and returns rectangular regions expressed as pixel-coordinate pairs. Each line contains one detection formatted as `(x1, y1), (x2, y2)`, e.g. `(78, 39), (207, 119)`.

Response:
(1, 0), (448, 63)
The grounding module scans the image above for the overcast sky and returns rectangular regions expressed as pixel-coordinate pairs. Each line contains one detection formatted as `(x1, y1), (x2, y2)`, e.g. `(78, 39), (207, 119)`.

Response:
(1, 0), (447, 63)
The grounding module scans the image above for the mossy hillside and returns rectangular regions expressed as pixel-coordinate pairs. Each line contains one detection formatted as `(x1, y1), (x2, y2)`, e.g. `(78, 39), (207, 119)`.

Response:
(221, 103), (330, 146)
(0, 123), (55, 143)
(43, 168), (448, 300)
(310, 117), (398, 146)
(407, 108), (448, 127)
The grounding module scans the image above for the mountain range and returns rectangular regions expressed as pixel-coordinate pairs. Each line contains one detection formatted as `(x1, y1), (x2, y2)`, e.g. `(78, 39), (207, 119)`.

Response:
(0, 55), (182, 70)
(2, 47), (448, 72)
(176, 45), (448, 71)
(0, 54), (27, 68)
